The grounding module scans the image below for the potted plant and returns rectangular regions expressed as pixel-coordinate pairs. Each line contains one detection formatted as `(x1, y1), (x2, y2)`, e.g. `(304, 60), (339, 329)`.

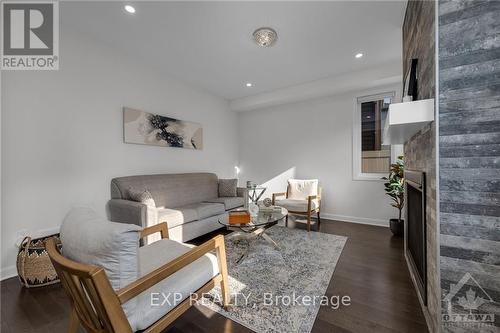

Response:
(382, 156), (405, 236)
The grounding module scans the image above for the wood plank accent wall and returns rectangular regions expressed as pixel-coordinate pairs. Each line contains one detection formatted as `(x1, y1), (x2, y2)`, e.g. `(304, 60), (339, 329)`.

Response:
(402, 1), (438, 332)
(438, 1), (500, 331)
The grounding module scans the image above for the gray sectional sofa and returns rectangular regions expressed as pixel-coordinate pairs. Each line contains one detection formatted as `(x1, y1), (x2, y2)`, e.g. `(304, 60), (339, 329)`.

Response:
(108, 173), (247, 242)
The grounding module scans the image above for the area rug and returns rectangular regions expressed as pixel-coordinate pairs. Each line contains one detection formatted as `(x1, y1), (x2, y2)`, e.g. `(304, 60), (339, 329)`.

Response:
(200, 224), (347, 333)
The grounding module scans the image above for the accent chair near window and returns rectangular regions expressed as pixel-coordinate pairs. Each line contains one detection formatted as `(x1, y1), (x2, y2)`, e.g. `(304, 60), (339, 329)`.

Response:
(272, 179), (322, 232)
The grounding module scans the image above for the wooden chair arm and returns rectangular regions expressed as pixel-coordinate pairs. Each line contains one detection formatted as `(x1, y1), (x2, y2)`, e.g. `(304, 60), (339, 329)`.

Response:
(272, 192), (287, 205)
(141, 223), (169, 240)
(307, 195), (320, 212)
(117, 235), (225, 304)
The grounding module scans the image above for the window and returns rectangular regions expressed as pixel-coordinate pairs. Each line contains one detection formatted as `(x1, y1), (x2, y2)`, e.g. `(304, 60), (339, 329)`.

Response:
(353, 91), (395, 180)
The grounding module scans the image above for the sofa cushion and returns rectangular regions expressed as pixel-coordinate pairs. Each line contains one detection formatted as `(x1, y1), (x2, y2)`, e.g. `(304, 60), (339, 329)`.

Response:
(167, 216), (223, 243)
(192, 202), (225, 219)
(60, 207), (141, 317)
(218, 179), (237, 197)
(127, 239), (219, 331)
(111, 173), (219, 208)
(275, 198), (319, 212)
(204, 197), (245, 210)
(158, 203), (225, 229)
(157, 207), (198, 229)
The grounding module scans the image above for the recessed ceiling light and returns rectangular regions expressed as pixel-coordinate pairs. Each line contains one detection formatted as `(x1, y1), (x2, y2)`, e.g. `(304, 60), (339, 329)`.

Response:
(246, 83), (253, 87)
(124, 5), (136, 14)
(253, 27), (278, 47)
(355, 53), (363, 59)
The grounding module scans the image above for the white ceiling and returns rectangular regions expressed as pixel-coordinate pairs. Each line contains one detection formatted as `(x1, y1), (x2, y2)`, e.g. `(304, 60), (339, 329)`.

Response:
(62, 1), (406, 100)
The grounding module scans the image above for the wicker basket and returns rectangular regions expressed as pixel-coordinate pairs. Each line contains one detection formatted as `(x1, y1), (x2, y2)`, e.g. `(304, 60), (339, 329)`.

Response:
(16, 234), (61, 288)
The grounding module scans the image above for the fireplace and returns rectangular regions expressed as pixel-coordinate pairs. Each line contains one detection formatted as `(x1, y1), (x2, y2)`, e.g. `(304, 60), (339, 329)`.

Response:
(405, 170), (427, 305)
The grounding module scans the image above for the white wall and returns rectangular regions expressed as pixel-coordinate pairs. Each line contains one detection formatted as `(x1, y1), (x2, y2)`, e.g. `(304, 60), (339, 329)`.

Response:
(0, 28), (238, 279)
(237, 87), (399, 226)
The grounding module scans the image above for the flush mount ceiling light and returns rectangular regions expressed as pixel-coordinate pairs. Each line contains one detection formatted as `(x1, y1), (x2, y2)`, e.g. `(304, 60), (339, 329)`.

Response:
(124, 5), (136, 13)
(355, 52), (363, 59)
(253, 27), (278, 47)
(246, 82), (253, 87)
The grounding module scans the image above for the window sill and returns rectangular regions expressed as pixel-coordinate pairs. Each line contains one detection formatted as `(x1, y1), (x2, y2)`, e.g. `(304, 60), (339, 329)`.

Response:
(353, 173), (387, 181)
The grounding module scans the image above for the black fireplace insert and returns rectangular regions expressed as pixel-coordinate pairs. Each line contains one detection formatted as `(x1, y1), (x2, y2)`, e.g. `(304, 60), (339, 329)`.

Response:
(405, 170), (427, 305)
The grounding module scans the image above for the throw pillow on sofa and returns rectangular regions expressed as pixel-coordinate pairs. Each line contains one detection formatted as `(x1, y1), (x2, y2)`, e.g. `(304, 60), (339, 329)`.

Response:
(218, 179), (237, 197)
(128, 188), (156, 207)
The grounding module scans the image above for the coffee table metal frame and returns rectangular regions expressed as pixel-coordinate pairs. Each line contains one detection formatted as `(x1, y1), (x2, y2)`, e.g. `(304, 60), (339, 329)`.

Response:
(219, 207), (288, 264)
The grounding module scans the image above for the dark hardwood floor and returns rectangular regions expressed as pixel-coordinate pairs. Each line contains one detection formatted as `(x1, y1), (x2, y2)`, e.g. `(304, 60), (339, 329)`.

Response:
(1, 220), (428, 333)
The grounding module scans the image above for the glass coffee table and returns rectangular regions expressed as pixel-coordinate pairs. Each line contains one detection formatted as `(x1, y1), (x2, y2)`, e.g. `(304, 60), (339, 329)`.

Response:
(219, 206), (288, 263)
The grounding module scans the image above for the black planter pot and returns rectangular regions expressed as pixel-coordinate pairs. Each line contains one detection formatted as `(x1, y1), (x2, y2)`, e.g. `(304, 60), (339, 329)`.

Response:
(390, 218), (404, 237)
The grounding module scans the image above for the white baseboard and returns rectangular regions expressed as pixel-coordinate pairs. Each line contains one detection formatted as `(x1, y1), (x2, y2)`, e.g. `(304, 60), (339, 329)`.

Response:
(321, 213), (389, 227)
(1, 265), (18, 281)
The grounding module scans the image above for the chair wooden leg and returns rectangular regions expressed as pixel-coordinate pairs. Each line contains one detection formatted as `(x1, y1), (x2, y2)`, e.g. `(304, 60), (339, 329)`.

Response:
(306, 212), (311, 232)
(317, 210), (321, 230)
(68, 307), (80, 333)
(220, 274), (230, 310)
(215, 238), (230, 310)
(285, 215), (289, 227)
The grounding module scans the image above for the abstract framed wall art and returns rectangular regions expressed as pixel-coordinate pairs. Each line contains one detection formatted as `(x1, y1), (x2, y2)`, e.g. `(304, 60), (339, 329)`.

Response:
(123, 107), (203, 150)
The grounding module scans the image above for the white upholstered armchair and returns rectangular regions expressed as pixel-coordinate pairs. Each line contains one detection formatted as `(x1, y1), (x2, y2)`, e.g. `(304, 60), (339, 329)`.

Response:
(272, 179), (321, 232)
